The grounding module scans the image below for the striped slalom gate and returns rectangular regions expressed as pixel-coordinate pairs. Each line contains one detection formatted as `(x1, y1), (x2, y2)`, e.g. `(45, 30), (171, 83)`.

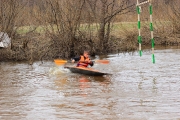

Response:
(136, 0), (155, 63)
(136, 1), (142, 56)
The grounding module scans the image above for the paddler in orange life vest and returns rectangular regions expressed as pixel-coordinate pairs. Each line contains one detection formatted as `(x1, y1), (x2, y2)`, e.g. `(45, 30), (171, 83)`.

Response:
(71, 51), (94, 67)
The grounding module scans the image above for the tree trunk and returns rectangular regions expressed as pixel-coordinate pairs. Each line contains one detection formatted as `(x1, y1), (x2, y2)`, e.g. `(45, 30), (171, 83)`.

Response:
(98, 0), (106, 53)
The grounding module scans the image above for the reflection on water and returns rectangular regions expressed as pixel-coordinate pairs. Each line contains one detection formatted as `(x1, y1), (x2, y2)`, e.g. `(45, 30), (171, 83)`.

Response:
(54, 75), (111, 98)
(0, 48), (180, 120)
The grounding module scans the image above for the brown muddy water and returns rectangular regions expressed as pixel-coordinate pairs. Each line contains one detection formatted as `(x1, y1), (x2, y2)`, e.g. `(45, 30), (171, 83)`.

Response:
(0, 46), (180, 120)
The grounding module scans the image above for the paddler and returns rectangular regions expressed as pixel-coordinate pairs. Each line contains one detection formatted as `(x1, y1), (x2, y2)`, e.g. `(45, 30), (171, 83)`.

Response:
(71, 51), (94, 67)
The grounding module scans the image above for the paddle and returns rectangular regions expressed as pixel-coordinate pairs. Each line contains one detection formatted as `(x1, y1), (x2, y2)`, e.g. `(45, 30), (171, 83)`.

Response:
(54, 59), (109, 65)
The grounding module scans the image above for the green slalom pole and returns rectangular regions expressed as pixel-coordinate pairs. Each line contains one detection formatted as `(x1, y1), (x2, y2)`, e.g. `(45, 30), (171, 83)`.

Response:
(149, 1), (155, 63)
(137, 0), (155, 63)
(136, 0), (142, 56)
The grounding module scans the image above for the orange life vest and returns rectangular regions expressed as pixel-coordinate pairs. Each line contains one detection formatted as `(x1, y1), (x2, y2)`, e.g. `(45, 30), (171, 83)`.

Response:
(77, 55), (90, 67)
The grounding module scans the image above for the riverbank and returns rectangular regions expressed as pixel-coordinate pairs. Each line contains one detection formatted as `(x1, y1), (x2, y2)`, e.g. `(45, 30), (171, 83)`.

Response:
(0, 35), (180, 63)
(1, 21), (180, 63)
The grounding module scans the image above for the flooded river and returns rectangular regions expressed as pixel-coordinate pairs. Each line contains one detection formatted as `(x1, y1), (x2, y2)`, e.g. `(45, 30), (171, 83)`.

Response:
(0, 47), (180, 120)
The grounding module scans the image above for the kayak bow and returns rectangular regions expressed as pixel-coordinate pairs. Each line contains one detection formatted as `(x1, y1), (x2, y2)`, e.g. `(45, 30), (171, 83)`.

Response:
(64, 66), (111, 76)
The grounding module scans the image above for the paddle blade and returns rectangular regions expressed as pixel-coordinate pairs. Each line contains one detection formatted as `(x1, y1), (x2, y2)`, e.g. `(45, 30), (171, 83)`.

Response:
(95, 60), (109, 64)
(54, 59), (67, 65)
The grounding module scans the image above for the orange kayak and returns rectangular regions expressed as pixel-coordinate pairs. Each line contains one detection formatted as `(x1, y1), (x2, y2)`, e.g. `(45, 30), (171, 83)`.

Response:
(64, 66), (111, 76)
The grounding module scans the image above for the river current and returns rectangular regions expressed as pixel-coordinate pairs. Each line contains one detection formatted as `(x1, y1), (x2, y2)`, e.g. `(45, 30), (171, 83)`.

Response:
(0, 47), (180, 120)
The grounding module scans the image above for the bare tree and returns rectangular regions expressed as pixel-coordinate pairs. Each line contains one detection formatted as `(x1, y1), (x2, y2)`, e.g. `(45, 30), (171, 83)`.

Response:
(39, 0), (87, 58)
(86, 0), (134, 53)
